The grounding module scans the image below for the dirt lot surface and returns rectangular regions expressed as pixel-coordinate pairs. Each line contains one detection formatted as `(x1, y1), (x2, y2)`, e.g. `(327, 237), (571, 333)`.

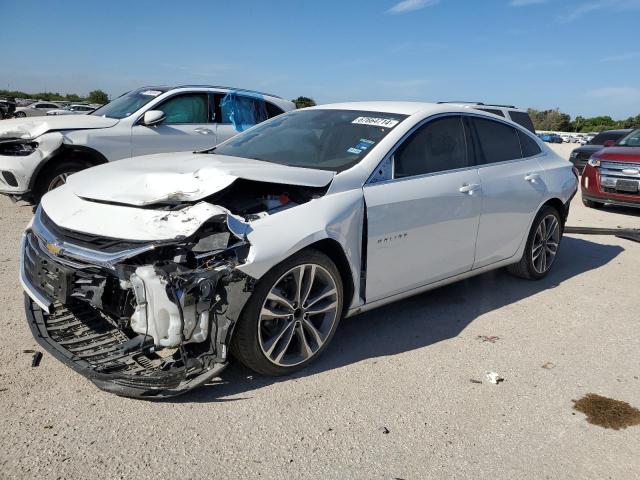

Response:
(0, 143), (638, 479)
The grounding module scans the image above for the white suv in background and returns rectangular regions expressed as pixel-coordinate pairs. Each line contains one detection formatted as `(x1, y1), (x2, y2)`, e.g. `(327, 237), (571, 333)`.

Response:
(438, 102), (537, 133)
(13, 101), (63, 118)
(0, 86), (294, 202)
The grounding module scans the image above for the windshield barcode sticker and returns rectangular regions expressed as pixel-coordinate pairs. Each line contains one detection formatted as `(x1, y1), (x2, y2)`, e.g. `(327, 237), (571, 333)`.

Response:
(352, 117), (400, 128)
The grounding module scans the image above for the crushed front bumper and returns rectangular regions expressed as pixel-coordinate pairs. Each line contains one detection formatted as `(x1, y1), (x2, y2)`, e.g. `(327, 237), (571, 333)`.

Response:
(19, 222), (250, 398)
(24, 296), (228, 398)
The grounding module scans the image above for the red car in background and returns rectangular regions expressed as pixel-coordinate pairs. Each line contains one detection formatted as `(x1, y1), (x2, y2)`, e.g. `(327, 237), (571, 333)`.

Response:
(582, 128), (640, 209)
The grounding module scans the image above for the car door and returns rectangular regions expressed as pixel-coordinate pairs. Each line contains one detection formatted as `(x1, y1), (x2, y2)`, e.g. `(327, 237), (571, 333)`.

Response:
(130, 92), (217, 157)
(213, 92), (276, 144)
(363, 115), (482, 302)
(469, 116), (546, 268)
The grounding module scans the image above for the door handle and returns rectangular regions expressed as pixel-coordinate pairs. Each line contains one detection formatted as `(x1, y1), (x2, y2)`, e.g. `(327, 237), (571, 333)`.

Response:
(459, 183), (481, 194)
(194, 127), (215, 135)
(524, 173), (541, 183)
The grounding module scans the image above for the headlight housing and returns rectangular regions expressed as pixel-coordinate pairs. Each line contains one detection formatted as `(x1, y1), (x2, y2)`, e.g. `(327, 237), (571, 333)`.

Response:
(0, 141), (37, 156)
(587, 157), (601, 167)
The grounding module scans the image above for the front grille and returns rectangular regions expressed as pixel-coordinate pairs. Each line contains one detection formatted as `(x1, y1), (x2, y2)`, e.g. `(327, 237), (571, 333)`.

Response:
(600, 160), (640, 176)
(40, 210), (148, 253)
(41, 302), (168, 377)
(23, 231), (71, 302)
(599, 161), (640, 196)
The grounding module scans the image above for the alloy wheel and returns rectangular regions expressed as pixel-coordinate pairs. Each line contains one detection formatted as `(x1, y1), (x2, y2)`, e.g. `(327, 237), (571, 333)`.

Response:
(258, 264), (339, 367)
(531, 214), (560, 274)
(47, 173), (70, 191)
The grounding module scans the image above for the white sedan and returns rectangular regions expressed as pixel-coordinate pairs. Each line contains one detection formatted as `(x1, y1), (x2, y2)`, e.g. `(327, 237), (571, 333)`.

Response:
(20, 102), (578, 397)
(46, 104), (96, 115)
(13, 101), (62, 117)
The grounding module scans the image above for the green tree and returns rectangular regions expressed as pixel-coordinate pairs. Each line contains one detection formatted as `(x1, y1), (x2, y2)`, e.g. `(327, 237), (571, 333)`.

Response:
(292, 96), (316, 109)
(88, 89), (109, 104)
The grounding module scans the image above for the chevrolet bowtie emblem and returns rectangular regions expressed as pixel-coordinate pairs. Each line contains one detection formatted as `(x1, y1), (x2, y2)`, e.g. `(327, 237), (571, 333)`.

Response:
(46, 242), (62, 255)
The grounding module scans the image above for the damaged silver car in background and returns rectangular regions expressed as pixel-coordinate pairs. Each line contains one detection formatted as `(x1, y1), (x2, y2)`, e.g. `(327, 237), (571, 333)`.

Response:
(20, 102), (577, 397)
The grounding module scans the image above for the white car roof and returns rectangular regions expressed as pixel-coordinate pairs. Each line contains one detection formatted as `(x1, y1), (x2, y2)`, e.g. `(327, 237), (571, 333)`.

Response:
(310, 101), (460, 116)
(309, 101), (521, 118)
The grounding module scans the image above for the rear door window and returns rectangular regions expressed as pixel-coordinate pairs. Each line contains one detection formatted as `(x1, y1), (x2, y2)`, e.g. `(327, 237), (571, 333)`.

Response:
(394, 116), (470, 178)
(471, 117), (522, 164)
(215, 93), (269, 132)
(508, 111), (536, 133)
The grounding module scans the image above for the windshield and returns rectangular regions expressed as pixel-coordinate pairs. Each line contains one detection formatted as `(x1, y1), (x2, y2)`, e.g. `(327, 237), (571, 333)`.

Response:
(211, 109), (408, 172)
(91, 87), (168, 119)
(617, 129), (640, 147)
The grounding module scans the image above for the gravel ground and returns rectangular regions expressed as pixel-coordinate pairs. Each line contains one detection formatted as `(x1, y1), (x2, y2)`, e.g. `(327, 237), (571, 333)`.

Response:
(0, 143), (639, 479)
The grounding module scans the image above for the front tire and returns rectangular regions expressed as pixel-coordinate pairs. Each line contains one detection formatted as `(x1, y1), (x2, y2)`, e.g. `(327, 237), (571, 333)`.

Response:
(34, 160), (87, 202)
(14, 111), (26, 118)
(231, 249), (343, 376)
(507, 206), (562, 280)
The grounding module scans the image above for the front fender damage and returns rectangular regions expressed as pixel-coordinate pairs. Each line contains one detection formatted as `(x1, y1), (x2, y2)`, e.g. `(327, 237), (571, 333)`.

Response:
(0, 133), (64, 197)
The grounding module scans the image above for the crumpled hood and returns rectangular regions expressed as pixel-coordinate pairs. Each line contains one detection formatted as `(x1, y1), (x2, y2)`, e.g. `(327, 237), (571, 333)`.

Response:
(0, 115), (118, 140)
(66, 152), (336, 206)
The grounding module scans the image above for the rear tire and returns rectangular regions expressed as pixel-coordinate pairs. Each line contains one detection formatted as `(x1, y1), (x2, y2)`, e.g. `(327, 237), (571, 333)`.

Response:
(231, 249), (343, 376)
(507, 205), (563, 280)
(34, 160), (88, 203)
(582, 198), (604, 209)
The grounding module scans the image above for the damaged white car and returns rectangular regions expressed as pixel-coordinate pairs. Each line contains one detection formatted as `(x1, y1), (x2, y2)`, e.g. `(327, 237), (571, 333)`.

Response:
(0, 85), (293, 203)
(20, 102), (578, 397)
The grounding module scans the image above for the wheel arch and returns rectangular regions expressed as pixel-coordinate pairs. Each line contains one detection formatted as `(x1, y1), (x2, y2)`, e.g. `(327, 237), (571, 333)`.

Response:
(303, 238), (356, 317)
(28, 145), (109, 191)
(541, 197), (568, 224)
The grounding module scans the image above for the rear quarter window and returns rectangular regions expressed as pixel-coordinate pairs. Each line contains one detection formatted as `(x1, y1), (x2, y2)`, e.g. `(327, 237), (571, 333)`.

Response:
(517, 130), (542, 157)
(266, 102), (285, 118)
(508, 111), (536, 133)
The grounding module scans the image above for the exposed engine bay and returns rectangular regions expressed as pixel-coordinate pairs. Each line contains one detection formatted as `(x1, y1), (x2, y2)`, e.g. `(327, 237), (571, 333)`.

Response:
(22, 179), (327, 398)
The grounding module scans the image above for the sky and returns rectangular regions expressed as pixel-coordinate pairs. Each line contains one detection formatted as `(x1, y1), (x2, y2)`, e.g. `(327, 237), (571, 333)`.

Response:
(1, 0), (640, 119)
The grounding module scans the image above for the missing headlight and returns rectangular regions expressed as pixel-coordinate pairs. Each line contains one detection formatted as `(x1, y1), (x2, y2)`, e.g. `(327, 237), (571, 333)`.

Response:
(192, 232), (231, 253)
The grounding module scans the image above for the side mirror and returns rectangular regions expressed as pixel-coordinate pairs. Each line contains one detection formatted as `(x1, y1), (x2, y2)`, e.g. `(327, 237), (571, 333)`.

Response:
(142, 110), (165, 126)
(603, 140), (616, 147)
